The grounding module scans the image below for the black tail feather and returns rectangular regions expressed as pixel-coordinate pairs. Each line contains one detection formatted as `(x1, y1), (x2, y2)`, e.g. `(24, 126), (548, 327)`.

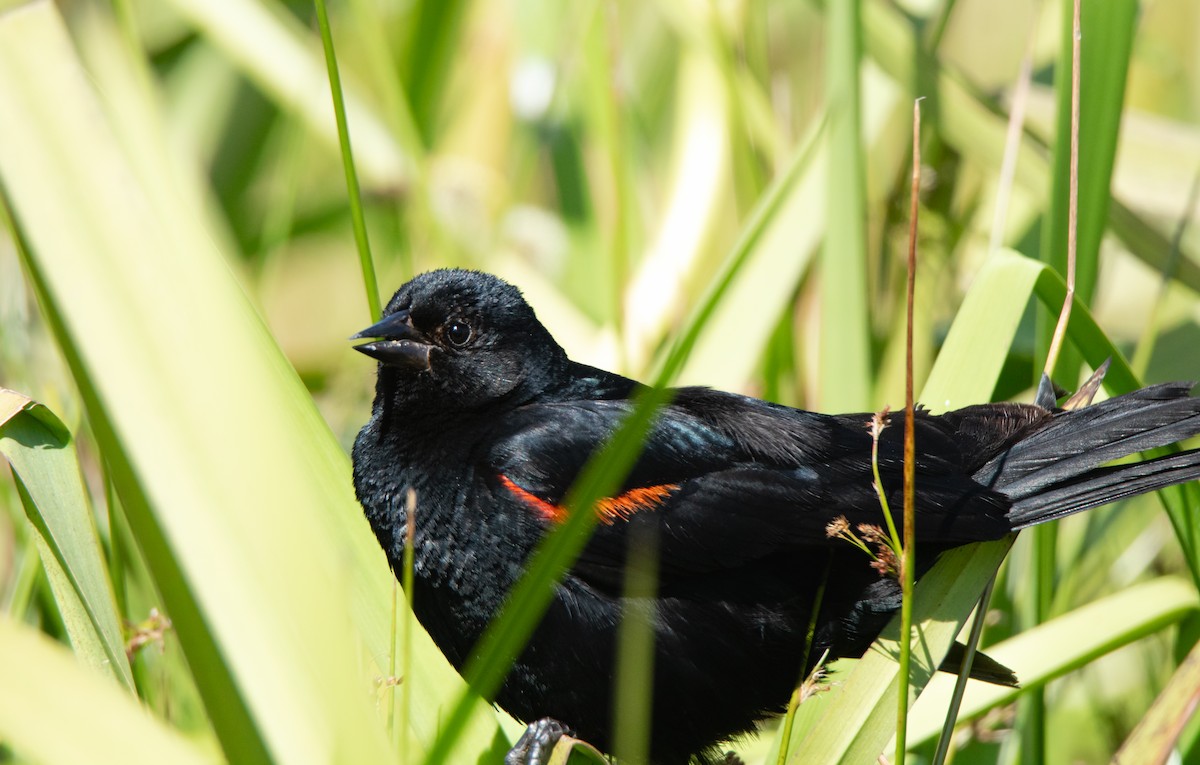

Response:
(1008, 449), (1200, 529)
(973, 382), (1200, 529)
(940, 642), (1020, 687)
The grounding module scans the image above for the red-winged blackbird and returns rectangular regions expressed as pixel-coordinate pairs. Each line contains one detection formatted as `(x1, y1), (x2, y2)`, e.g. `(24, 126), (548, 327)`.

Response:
(352, 269), (1200, 765)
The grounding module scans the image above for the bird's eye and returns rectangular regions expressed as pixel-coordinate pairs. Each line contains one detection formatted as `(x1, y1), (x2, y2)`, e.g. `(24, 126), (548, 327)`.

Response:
(446, 320), (473, 347)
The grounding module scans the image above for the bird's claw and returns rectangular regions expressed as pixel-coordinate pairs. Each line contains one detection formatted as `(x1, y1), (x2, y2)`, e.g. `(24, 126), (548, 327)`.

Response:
(505, 718), (574, 765)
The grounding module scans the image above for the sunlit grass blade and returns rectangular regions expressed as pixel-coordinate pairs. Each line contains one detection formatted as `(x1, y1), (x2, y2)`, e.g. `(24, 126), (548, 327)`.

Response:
(920, 249), (1043, 410)
(677, 115), (825, 388)
(0, 2), (498, 761)
(623, 49), (731, 372)
(548, 738), (609, 765)
(906, 577), (1199, 747)
(0, 614), (214, 765)
(0, 388), (133, 691)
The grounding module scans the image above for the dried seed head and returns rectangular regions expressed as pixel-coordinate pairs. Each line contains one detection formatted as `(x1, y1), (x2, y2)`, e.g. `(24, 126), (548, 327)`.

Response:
(868, 408), (891, 438)
(857, 523), (887, 546)
(826, 516), (851, 538)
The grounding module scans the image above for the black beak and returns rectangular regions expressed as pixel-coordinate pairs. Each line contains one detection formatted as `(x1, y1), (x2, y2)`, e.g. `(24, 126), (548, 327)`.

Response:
(351, 310), (433, 370)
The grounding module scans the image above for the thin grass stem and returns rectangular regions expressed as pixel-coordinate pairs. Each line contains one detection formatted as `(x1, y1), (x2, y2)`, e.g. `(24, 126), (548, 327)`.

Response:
(988, 6), (1040, 257)
(931, 578), (997, 765)
(870, 415), (903, 556)
(400, 489), (416, 759)
(777, 557), (832, 765)
(1130, 170), (1200, 378)
(313, 0), (381, 321)
(895, 97), (922, 765)
(1043, 0), (1081, 379)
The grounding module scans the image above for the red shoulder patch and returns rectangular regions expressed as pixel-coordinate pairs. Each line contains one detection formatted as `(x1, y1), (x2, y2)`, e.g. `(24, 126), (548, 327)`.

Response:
(498, 474), (678, 525)
(498, 474), (565, 523)
(595, 484), (678, 523)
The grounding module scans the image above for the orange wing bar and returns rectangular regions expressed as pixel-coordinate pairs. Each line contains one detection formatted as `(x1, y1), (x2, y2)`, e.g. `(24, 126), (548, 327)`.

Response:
(498, 474), (678, 525)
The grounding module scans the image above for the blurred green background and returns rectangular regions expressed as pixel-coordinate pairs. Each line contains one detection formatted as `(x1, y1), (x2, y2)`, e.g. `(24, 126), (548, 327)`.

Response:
(1, 0), (1199, 763)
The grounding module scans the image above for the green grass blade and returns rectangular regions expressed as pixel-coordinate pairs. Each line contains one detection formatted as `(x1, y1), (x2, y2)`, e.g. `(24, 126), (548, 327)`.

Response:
(1110, 634), (1200, 765)
(0, 389), (134, 692)
(403, 0), (470, 146)
(677, 115), (827, 389)
(166, 0), (411, 191)
(820, 0), (871, 411)
(920, 250), (1044, 411)
(313, 0), (380, 321)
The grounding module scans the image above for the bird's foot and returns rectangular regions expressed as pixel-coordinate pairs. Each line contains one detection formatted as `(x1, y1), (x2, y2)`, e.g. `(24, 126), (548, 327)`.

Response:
(505, 718), (575, 765)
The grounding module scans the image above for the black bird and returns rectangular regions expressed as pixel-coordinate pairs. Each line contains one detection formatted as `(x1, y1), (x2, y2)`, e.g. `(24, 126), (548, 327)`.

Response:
(352, 269), (1200, 765)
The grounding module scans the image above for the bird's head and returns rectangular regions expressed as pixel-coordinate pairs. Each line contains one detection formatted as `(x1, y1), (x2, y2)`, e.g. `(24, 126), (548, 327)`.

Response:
(353, 269), (568, 412)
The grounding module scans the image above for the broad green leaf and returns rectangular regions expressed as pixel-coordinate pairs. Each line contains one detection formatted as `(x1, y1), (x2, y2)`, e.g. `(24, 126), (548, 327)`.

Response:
(0, 613), (213, 765)
(920, 250), (1044, 412)
(0, 388), (133, 691)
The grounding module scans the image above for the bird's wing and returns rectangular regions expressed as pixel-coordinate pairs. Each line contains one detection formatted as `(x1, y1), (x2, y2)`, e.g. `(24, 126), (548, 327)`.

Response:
(485, 389), (1017, 591)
